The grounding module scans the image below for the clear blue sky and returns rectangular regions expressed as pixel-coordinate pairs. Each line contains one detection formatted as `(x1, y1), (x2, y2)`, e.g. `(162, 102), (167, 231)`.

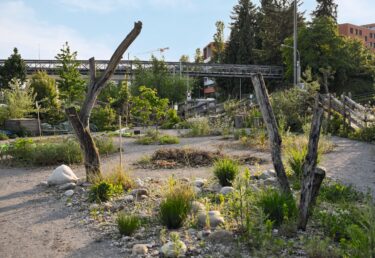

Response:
(0, 0), (373, 61)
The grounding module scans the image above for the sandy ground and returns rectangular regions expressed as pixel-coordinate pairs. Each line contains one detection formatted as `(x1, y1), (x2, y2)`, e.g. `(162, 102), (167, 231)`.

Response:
(0, 134), (374, 257)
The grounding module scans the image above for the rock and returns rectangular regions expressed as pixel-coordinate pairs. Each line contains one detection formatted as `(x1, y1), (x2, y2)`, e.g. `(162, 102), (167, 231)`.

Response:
(89, 203), (100, 211)
(131, 188), (149, 197)
(197, 210), (225, 228)
(208, 182), (222, 193)
(180, 177), (190, 183)
(194, 186), (202, 194)
(197, 230), (211, 239)
(137, 195), (148, 201)
(191, 201), (206, 214)
(132, 244), (148, 255)
(161, 241), (187, 258)
(263, 177), (278, 186)
(208, 230), (233, 245)
(58, 182), (76, 191)
(103, 202), (112, 210)
(48, 165), (79, 185)
(40, 181), (49, 187)
(123, 195), (134, 202)
(259, 169), (276, 180)
(64, 189), (74, 197)
(219, 186), (234, 195)
(135, 178), (144, 188)
(194, 178), (206, 188)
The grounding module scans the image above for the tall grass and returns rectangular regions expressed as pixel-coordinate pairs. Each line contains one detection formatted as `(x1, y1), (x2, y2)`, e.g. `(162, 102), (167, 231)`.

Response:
(213, 158), (239, 186)
(116, 213), (141, 236)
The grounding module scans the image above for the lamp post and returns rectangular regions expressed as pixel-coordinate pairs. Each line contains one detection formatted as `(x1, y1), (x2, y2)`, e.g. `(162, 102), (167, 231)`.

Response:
(281, 44), (301, 87)
(293, 0), (298, 86)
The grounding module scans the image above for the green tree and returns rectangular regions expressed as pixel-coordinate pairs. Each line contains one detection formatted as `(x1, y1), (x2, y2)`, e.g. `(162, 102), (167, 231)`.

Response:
(212, 21), (226, 63)
(55, 42), (86, 105)
(0, 48), (27, 89)
(4, 79), (35, 118)
(312, 0), (338, 21)
(179, 55), (190, 62)
(29, 71), (59, 110)
(194, 48), (204, 63)
(130, 86), (168, 127)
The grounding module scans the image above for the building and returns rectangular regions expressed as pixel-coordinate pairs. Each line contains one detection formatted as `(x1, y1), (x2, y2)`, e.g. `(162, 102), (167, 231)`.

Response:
(202, 42), (217, 97)
(338, 23), (375, 51)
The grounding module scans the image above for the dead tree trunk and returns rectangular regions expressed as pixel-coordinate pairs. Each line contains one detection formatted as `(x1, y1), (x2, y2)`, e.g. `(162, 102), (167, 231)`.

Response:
(298, 96), (324, 230)
(66, 21), (142, 182)
(250, 74), (291, 195)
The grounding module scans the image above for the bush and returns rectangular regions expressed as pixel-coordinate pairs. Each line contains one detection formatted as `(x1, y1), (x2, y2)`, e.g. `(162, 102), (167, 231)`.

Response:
(104, 166), (133, 191)
(349, 125), (375, 143)
(158, 135), (180, 145)
(161, 108), (180, 129)
(94, 136), (117, 155)
(287, 144), (307, 179)
(88, 181), (123, 203)
(257, 189), (297, 227)
(186, 117), (210, 136)
(213, 159), (239, 186)
(116, 213), (141, 236)
(159, 181), (194, 229)
(136, 130), (179, 145)
(91, 105), (116, 131)
(305, 237), (340, 258)
(319, 181), (364, 203)
(0, 132), (9, 140)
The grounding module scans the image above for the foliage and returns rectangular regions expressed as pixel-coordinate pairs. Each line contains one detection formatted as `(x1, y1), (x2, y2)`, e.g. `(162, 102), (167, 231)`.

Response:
(91, 105), (116, 131)
(88, 181), (123, 203)
(0, 132), (8, 140)
(185, 117), (210, 136)
(3, 79), (35, 119)
(55, 42), (86, 105)
(213, 158), (239, 186)
(136, 130), (180, 145)
(94, 136), (117, 155)
(0, 106), (9, 126)
(130, 86), (168, 127)
(159, 179), (194, 229)
(0, 48), (27, 88)
(212, 21), (225, 63)
(319, 181), (364, 203)
(116, 213), (141, 236)
(311, 0), (338, 21)
(305, 236), (340, 258)
(287, 144), (307, 179)
(349, 125), (375, 143)
(29, 71), (59, 109)
(257, 188), (297, 227)
(161, 108), (180, 129)
(131, 57), (192, 103)
(103, 166), (133, 191)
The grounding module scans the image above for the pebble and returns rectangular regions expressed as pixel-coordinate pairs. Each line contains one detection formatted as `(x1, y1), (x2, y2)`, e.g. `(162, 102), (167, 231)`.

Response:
(59, 182), (76, 191)
(123, 195), (134, 202)
(131, 188), (149, 197)
(161, 240), (187, 258)
(197, 210), (225, 228)
(219, 186), (234, 195)
(132, 244), (148, 255)
(64, 189), (74, 197)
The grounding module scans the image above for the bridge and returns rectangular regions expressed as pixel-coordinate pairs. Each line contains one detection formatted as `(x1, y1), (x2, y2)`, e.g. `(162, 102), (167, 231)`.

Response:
(0, 59), (283, 80)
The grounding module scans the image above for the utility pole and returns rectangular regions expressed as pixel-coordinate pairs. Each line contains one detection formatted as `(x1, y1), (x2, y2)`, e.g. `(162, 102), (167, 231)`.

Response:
(293, 0), (298, 86)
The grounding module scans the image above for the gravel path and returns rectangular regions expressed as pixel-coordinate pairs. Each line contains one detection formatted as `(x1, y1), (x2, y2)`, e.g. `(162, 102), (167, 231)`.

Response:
(0, 134), (373, 257)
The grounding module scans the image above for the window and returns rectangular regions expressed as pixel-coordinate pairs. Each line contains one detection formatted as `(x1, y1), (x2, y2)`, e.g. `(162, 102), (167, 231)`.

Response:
(355, 29), (358, 35)
(359, 30), (362, 36)
(365, 36), (368, 41)
(370, 33), (373, 38)
(350, 28), (354, 34)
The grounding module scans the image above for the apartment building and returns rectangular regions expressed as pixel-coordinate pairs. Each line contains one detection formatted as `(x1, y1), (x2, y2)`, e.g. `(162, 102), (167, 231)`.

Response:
(338, 23), (375, 51)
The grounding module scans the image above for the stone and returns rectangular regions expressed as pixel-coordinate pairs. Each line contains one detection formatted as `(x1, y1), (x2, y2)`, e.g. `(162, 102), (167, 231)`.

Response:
(64, 189), (74, 197)
(135, 178), (144, 188)
(191, 201), (206, 214)
(137, 195), (148, 201)
(194, 186), (202, 194)
(263, 177), (278, 186)
(103, 202), (112, 210)
(208, 230), (233, 245)
(197, 210), (225, 228)
(180, 177), (190, 183)
(48, 165), (79, 185)
(194, 178), (206, 188)
(123, 195), (134, 202)
(58, 182), (76, 191)
(258, 169), (276, 180)
(40, 181), (49, 186)
(132, 244), (148, 255)
(208, 182), (222, 193)
(219, 186), (234, 195)
(131, 188), (149, 197)
(89, 203), (100, 211)
(160, 241), (187, 258)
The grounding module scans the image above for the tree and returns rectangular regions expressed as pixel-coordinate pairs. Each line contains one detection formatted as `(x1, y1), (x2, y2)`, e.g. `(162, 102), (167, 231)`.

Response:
(65, 21), (142, 181)
(212, 21), (226, 63)
(130, 86), (168, 127)
(311, 0), (338, 21)
(4, 79), (35, 119)
(179, 55), (190, 62)
(55, 42), (86, 105)
(194, 48), (204, 63)
(29, 71), (59, 110)
(0, 48), (27, 89)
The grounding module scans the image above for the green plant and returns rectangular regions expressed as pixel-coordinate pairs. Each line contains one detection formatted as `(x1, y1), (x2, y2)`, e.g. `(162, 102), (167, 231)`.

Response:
(4, 79), (35, 118)
(136, 130), (179, 145)
(91, 105), (116, 131)
(305, 236), (340, 258)
(0, 132), (9, 140)
(213, 158), (239, 186)
(186, 117), (210, 136)
(257, 188), (297, 227)
(161, 108), (180, 129)
(349, 125), (375, 143)
(158, 135), (180, 145)
(287, 144), (307, 179)
(116, 213), (141, 236)
(319, 181), (364, 203)
(104, 166), (133, 191)
(88, 181), (123, 203)
(159, 180), (194, 229)
(94, 136), (116, 155)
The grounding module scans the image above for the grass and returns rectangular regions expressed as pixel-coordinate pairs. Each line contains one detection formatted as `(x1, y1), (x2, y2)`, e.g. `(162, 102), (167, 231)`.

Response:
(213, 158), (239, 186)
(184, 117), (211, 137)
(159, 179), (194, 229)
(103, 166), (133, 191)
(88, 181), (123, 203)
(116, 213), (141, 236)
(0, 132), (8, 140)
(319, 181), (365, 203)
(136, 130), (180, 145)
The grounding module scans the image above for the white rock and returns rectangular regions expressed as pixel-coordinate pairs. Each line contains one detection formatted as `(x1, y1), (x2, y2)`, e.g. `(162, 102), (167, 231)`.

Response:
(191, 201), (206, 214)
(40, 181), (49, 186)
(197, 210), (225, 228)
(194, 186), (202, 194)
(208, 182), (222, 193)
(194, 178), (206, 188)
(135, 178), (144, 188)
(259, 169), (276, 180)
(48, 165), (79, 185)
(64, 189), (74, 197)
(161, 241), (187, 258)
(219, 186), (234, 195)
(132, 244), (148, 255)
(58, 182), (76, 191)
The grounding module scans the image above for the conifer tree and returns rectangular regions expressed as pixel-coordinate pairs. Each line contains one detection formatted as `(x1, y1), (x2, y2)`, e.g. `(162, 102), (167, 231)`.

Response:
(312, 0), (338, 22)
(0, 48), (27, 89)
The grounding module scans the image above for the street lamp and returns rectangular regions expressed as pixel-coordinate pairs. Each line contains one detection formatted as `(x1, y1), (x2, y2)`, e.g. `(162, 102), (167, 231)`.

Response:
(281, 44), (301, 88)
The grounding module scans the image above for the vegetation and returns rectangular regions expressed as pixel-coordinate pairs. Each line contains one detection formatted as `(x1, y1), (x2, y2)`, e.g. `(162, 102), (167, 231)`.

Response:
(213, 159), (239, 186)
(136, 130), (180, 145)
(116, 213), (141, 236)
(103, 166), (133, 191)
(3, 79), (35, 119)
(91, 105), (117, 131)
(185, 117), (210, 137)
(0, 48), (27, 89)
(159, 179), (194, 229)
(88, 181), (123, 203)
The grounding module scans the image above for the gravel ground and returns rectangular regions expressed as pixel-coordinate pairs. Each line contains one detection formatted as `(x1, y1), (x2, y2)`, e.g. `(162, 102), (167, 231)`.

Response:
(0, 134), (373, 257)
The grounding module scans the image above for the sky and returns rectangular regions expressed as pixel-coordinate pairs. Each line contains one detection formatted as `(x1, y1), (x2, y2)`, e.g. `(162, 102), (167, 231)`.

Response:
(0, 0), (373, 61)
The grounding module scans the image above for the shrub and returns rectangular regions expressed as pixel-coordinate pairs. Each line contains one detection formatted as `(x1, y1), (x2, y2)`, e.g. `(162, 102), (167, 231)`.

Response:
(349, 125), (375, 143)
(319, 182), (364, 203)
(257, 189), (297, 227)
(0, 132), (9, 140)
(158, 135), (180, 145)
(287, 144), (307, 179)
(91, 105), (116, 131)
(159, 181), (194, 229)
(213, 159), (239, 186)
(161, 108), (180, 129)
(186, 117), (210, 136)
(136, 130), (179, 145)
(305, 237), (340, 258)
(104, 166), (133, 191)
(94, 136), (116, 155)
(88, 181), (123, 203)
(116, 213), (141, 236)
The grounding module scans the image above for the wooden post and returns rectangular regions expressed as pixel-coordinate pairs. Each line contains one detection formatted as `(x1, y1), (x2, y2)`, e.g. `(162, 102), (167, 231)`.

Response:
(342, 94), (347, 133)
(119, 115), (123, 169)
(298, 95), (324, 230)
(250, 74), (291, 195)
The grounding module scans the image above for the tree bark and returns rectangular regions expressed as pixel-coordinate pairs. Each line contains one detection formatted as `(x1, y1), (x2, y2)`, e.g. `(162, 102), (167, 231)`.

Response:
(298, 95), (324, 230)
(65, 21), (142, 181)
(250, 74), (291, 195)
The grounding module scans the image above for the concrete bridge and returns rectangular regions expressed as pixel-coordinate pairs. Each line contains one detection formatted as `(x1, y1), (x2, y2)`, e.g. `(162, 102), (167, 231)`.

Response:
(0, 59), (283, 81)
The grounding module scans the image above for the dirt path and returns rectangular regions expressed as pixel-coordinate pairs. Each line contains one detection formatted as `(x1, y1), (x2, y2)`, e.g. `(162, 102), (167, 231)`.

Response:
(0, 135), (373, 257)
